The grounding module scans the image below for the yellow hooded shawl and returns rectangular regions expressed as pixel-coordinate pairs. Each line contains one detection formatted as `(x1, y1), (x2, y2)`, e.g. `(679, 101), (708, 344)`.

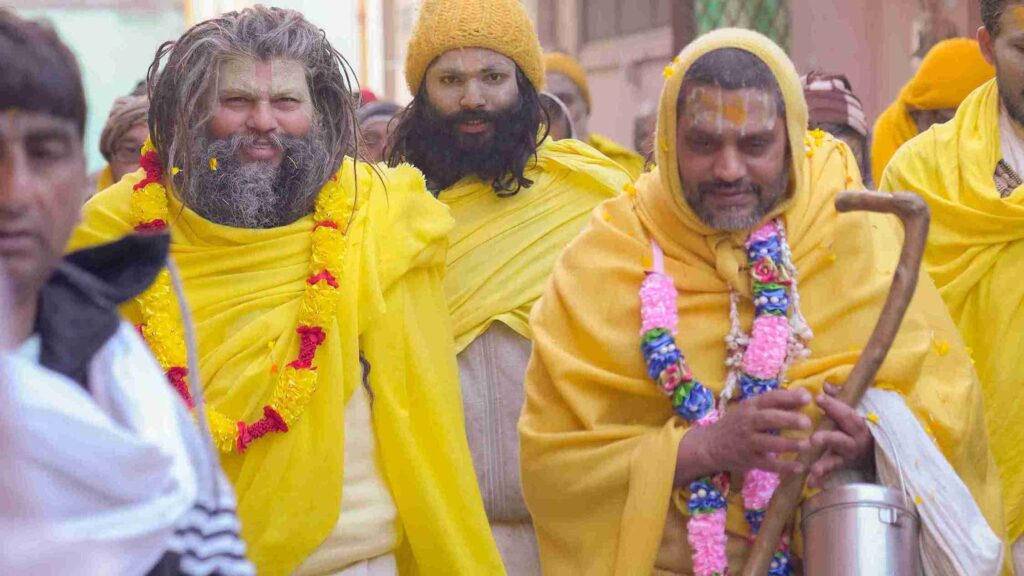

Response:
(68, 161), (504, 575)
(880, 78), (1024, 541)
(441, 137), (630, 353)
(589, 133), (647, 180)
(520, 29), (1003, 575)
(871, 38), (994, 181)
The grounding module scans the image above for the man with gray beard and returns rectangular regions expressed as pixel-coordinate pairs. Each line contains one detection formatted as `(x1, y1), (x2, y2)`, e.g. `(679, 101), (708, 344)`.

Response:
(69, 6), (503, 576)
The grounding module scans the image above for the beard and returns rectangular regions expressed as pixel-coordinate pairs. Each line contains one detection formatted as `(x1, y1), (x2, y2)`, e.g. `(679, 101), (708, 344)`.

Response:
(180, 127), (330, 229)
(998, 74), (1024, 129)
(684, 166), (790, 231)
(396, 94), (540, 194)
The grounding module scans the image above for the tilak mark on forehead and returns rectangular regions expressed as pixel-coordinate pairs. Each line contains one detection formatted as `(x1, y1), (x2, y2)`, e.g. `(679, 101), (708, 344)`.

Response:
(684, 86), (777, 137)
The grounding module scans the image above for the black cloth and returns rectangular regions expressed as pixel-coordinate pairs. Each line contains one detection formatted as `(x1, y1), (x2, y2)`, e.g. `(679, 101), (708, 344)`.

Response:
(35, 233), (168, 388)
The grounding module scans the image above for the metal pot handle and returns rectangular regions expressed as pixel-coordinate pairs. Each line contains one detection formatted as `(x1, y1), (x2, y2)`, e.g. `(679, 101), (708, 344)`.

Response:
(865, 414), (912, 513)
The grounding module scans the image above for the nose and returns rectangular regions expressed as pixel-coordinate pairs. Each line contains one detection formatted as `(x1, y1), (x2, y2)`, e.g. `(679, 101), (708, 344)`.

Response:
(460, 79), (486, 110)
(0, 148), (34, 210)
(712, 145), (746, 183)
(247, 101), (278, 133)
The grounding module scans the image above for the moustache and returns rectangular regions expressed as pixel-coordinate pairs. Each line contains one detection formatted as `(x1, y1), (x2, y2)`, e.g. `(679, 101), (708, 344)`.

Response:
(442, 109), (500, 128)
(697, 180), (761, 197)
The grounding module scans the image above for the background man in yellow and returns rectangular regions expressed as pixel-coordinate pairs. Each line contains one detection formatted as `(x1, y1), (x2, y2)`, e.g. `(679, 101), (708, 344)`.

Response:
(68, 7), (502, 576)
(880, 0), (1024, 569)
(387, 1), (630, 573)
(544, 51), (647, 179)
(872, 37), (994, 180)
(521, 29), (1005, 575)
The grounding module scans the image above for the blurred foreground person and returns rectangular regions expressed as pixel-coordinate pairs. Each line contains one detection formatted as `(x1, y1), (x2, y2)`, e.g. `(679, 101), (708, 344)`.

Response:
(801, 71), (872, 187)
(544, 51), (647, 178)
(69, 6), (500, 575)
(0, 10), (252, 575)
(389, 0), (630, 573)
(872, 38), (994, 179)
(521, 29), (1006, 575)
(881, 1), (1024, 568)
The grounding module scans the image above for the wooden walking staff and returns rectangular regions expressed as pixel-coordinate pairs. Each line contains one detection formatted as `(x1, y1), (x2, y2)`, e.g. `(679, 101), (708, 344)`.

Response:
(740, 191), (931, 576)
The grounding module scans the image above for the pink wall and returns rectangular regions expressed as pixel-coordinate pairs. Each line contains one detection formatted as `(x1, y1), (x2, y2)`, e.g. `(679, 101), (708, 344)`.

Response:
(564, 0), (981, 156)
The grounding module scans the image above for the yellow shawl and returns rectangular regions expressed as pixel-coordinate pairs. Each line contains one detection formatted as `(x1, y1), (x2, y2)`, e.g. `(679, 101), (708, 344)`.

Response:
(520, 29), (1004, 575)
(441, 137), (630, 353)
(589, 132), (646, 180)
(68, 161), (504, 575)
(880, 78), (1024, 541)
(871, 38), (994, 181)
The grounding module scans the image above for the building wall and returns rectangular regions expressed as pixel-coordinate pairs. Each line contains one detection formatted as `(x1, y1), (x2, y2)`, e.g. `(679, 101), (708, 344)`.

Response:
(537, 0), (980, 160)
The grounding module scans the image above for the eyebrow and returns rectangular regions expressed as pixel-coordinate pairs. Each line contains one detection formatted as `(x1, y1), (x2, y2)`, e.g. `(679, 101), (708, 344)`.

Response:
(434, 65), (511, 76)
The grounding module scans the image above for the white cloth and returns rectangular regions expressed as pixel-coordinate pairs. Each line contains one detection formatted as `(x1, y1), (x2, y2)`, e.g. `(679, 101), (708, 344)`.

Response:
(457, 322), (541, 576)
(334, 553), (397, 576)
(295, 383), (399, 575)
(999, 105), (1024, 178)
(859, 388), (1004, 576)
(0, 323), (198, 575)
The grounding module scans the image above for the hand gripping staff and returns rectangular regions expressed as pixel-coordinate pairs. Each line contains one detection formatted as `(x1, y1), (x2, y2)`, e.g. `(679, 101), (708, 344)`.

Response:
(740, 191), (930, 576)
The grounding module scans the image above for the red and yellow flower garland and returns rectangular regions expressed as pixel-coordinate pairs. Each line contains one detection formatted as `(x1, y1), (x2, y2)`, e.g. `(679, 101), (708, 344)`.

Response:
(131, 140), (355, 453)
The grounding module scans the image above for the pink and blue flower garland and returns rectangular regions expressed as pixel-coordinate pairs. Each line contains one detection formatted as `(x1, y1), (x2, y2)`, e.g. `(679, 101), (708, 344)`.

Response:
(639, 220), (797, 576)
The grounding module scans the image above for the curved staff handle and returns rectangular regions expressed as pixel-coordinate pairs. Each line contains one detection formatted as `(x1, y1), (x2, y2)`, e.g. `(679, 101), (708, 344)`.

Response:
(740, 191), (930, 576)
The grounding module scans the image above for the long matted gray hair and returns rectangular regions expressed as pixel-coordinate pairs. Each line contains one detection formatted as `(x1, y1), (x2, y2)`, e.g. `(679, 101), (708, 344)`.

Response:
(146, 5), (360, 199)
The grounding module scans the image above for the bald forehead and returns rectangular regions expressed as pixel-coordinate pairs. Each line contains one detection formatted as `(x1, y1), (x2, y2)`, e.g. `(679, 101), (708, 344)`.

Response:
(429, 48), (516, 76)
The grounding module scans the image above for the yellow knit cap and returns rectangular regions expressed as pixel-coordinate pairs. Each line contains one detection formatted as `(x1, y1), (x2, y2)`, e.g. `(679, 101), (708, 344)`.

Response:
(405, 0), (544, 95)
(544, 52), (591, 111)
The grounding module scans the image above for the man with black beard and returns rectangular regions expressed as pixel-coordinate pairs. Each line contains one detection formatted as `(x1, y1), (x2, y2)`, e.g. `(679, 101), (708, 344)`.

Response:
(388, 1), (632, 574)
(68, 6), (503, 576)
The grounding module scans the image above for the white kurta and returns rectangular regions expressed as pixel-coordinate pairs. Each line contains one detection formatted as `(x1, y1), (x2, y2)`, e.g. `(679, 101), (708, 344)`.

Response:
(457, 322), (541, 576)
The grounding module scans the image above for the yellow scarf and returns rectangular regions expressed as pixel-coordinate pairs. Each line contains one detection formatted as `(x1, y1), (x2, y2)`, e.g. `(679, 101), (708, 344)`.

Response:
(96, 164), (115, 193)
(441, 137), (630, 353)
(521, 29), (1004, 575)
(589, 132), (646, 179)
(68, 161), (504, 575)
(871, 38), (994, 181)
(881, 78), (1024, 541)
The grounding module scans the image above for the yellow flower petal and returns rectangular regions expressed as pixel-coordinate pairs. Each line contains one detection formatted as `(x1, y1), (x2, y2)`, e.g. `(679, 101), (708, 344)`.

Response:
(624, 182), (637, 197)
(828, 253), (837, 263)
(914, 495), (923, 505)
(641, 254), (653, 269)
(209, 157), (218, 171)
(865, 413), (880, 424)
(172, 167), (181, 175)
(663, 65), (674, 79)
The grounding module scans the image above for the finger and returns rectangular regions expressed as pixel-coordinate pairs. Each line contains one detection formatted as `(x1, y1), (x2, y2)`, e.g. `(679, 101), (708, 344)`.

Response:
(822, 382), (840, 397)
(816, 393), (869, 437)
(752, 408), (813, 433)
(810, 429), (860, 458)
(754, 433), (809, 456)
(808, 453), (845, 488)
(754, 388), (813, 411)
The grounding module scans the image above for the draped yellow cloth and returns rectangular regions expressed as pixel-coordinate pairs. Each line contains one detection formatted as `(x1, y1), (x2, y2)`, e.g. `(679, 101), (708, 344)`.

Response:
(95, 165), (114, 193)
(880, 78), (1024, 542)
(589, 133), (646, 180)
(68, 161), (504, 576)
(520, 28), (1004, 575)
(871, 38), (994, 182)
(441, 137), (631, 353)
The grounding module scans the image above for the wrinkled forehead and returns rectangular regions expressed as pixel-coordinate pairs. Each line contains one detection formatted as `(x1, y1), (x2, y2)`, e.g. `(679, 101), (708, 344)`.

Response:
(678, 84), (779, 136)
(215, 56), (311, 98)
(428, 48), (517, 76)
